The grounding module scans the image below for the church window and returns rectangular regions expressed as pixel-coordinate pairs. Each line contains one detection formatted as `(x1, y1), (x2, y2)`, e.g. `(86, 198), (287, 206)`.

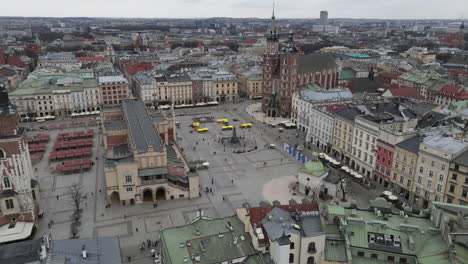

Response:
(5, 199), (14, 209)
(2, 177), (11, 189)
(0, 148), (5, 159)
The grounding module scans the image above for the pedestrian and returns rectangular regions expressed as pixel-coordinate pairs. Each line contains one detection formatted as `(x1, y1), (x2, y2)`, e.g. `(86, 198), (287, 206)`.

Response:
(136, 227), (139, 232)
(56, 195), (59, 200)
(127, 256), (131, 262)
(211, 178), (214, 185)
(124, 214), (126, 219)
(231, 179), (234, 184)
(99, 189), (102, 193)
(210, 188), (212, 193)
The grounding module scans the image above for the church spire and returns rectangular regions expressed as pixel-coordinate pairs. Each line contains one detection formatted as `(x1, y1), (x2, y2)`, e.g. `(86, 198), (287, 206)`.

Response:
(272, 2), (275, 20)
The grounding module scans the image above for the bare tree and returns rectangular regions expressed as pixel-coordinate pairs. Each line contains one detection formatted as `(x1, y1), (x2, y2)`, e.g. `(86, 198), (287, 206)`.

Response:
(65, 184), (86, 212)
(337, 173), (353, 202)
(307, 184), (322, 202)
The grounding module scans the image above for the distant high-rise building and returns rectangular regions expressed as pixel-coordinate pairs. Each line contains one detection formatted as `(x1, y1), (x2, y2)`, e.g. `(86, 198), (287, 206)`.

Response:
(320, 10), (328, 26)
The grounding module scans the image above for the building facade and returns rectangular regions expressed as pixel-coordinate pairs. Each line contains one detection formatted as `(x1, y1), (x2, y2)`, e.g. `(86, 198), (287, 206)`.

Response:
(98, 76), (130, 105)
(391, 136), (421, 201)
(444, 150), (468, 205)
(102, 99), (199, 205)
(413, 136), (467, 208)
(0, 85), (39, 243)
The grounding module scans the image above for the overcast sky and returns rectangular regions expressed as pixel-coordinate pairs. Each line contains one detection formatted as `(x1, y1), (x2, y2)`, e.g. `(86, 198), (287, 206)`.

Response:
(2, 0), (467, 19)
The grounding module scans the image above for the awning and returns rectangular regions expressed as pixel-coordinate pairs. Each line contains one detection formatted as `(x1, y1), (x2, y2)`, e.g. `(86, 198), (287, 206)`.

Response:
(0, 222), (34, 244)
(354, 174), (363, 179)
(388, 195), (398, 201)
(341, 166), (350, 172)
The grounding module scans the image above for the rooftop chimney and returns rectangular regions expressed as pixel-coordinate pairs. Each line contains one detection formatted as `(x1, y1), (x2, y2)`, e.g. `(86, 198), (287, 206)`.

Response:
(82, 245), (87, 259)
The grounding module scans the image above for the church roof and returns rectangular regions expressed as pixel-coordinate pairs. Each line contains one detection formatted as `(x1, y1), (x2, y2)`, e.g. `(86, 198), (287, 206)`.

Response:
(298, 53), (338, 74)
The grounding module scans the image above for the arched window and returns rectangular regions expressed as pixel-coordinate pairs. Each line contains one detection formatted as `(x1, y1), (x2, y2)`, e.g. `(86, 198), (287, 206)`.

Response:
(290, 242), (295, 249)
(308, 242), (316, 254)
(307, 256), (315, 264)
(0, 148), (5, 159)
(3, 177), (11, 189)
(289, 253), (294, 263)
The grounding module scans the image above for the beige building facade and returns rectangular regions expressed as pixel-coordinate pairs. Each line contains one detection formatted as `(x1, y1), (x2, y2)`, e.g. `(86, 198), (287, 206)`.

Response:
(103, 99), (199, 205)
(444, 150), (468, 205)
(412, 136), (467, 208)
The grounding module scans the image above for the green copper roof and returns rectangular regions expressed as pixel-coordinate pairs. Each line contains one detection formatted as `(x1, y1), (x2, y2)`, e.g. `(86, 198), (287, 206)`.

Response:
(160, 216), (258, 264)
(300, 152), (326, 177)
(339, 70), (355, 80)
(343, 209), (449, 262)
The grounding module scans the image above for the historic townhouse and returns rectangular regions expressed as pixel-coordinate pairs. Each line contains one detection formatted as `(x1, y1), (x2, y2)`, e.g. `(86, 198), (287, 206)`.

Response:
(351, 115), (380, 180)
(391, 136), (421, 201)
(413, 136), (467, 208)
(332, 107), (361, 165)
(98, 75), (130, 105)
(444, 150), (468, 205)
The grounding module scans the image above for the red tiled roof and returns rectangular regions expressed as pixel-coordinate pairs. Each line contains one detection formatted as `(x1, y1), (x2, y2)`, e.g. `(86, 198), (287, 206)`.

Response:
(437, 85), (468, 100)
(7, 57), (26, 68)
(77, 56), (109, 63)
(379, 71), (403, 80)
(244, 39), (257, 43)
(248, 203), (319, 245)
(386, 87), (424, 99)
(124, 63), (154, 75)
(324, 104), (348, 113)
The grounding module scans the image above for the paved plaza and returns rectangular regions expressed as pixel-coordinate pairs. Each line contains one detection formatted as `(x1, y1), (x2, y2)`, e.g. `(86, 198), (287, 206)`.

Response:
(30, 102), (384, 263)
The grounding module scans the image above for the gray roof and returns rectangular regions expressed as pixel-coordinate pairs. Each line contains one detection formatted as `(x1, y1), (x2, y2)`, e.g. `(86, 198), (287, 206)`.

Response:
(298, 53), (338, 74)
(300, 214), (324, 237)
(335, 107), (362, 122)
(422, 136), (467, 155)
(260, 207), (300, 241)
(300, 88), (353, 102)
(104, 120), (127, 131)
(396, 136), (422, 154)
(0, 238), (42, 264)
(98, 76), (128, 84)
(452, 150), (468, 167)
(123, 99), (163, 153)
(49, 237), (122, 264)
(417, 111), (448, 129)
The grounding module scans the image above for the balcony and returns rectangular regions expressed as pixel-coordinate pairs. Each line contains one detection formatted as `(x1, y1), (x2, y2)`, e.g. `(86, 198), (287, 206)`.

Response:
(141, 178), (168, 186)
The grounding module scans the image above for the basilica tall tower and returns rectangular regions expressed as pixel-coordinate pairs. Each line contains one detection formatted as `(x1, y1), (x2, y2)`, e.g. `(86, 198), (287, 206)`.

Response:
(0, 83), (38, 235)
(262, 3), (281, 116)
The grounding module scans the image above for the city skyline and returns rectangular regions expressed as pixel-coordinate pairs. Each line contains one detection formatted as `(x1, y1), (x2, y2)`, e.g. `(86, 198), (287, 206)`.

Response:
(1, 0), (467, 20)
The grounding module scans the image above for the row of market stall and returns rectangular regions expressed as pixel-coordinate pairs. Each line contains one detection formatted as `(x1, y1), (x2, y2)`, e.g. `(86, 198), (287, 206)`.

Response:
(50, 158), (93, 174)
(49, 148), (93, 161)
(29, 143), (47, 154)
(26, 134), (50, 144)
(33, 120), (99, 131)
(57, 130), (94, 141)
(53, 138), (93, 150)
